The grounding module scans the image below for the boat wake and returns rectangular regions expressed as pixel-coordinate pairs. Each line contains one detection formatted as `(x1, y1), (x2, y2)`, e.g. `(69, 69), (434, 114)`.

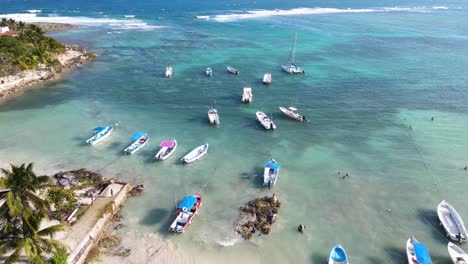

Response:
(0, 13), (164, 30)
(196, 6), (450, 22)
(216, 237), (242, 247)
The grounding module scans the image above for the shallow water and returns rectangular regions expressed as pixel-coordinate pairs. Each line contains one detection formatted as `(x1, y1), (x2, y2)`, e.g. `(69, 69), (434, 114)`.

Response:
(1, 1), (468, 263)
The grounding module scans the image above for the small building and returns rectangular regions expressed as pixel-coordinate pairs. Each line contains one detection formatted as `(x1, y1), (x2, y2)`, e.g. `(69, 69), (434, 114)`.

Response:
(0, 26), (9, 33)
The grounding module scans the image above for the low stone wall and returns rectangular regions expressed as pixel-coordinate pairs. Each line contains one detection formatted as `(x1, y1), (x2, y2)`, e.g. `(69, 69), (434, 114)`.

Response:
(67, 183), (133, 264)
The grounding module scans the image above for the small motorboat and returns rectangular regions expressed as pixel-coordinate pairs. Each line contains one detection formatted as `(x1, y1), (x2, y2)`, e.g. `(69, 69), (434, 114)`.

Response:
(165, 66), (173, 78)
(406, 236), (433, 264)
(328, 244), (349, 264)
(448, 242), (468, 264)
(256, 111), (276, 130)
(85, 126), (113, 146)
(169, 193), (202, 233)
(263, 73), (271, 85)
(123, 132), (149, 155)
(438, 200), (468, 243)
(154, 140), (177, 161)
(206, 67), (213, 76)
(242, 87), (252, 103)
(263, 159), (280, 187)
(227, 66), (239, 75)
(279, 106), (307, 122)
(208, 107), (220, 126)
(182, 144), (208, 163)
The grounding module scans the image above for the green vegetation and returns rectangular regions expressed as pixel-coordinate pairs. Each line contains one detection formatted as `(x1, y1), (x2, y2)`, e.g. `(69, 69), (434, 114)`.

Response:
(47, 248), (68, 264)
(47, 188), (78, 221)
(0, 163), (66, 264)
(0, 18), (65, 77)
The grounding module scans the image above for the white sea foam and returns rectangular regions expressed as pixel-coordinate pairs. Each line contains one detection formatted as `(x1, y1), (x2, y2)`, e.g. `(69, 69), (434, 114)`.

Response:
(197, 6), (450, 22)
(0, 13), (163, 30)
(25, 9), (42, 13)
(216, 237), (242, 247)
(124, 15), (136, 18)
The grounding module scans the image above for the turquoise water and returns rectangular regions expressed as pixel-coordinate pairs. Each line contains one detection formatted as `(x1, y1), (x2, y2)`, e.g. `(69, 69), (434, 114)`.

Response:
(1, 1), (468, 263)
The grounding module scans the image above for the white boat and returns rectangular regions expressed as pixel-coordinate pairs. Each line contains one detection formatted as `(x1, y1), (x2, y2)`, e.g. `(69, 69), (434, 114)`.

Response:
(279, 106), (307, 122)
(227, 66), (239, 75)
(256, 111), (276, 130)
(328, 244), (349, 264)
(206, 67), (212, 76)
(263, 159), (280, 187)
(282, 33), (305, 74)
(123, 132), (149, 155)
(165, 66), (173, 78)
(437, 200), (468, 243)
(263, 73), (271, 85)
(242, 87), (252, 103)
(182, 144), (208, 163)
(448, 242), (468, 264)
(208, 107), (220, 126)
(168, 193), (202, 233)
(154, 140), (177, 161)
(406, 236), (433, 264)
(85, 126), (113, 146)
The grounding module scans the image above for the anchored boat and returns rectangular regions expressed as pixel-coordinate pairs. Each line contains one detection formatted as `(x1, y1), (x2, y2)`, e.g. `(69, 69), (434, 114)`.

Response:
(448, 242), (468, 264)
(437, 200), (468, 243)
(85, 126), (113, 146)
(279, 106), (307, 122)
(406, 237), (433, 264)
(123, 132), (149, 155)
(282, 33), (304, 74)
(263, 159), (280, 187)
(256, 111), (276, 130)
(154, 140), (177, 161)
(263, 73), (271, 85)
(169, 193), (202, 233)
(208, 107), (220, 126)
(165, 66), (173, 78)
(227, 66), (239, 75)
(242, 87), (252, 103)
(328, 244), (349, 264)
(182, 144), (208, 163)
(206, 67), (212, 76)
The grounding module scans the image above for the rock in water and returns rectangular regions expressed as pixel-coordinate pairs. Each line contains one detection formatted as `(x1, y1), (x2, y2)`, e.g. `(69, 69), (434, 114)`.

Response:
(235, 194), (280, 239)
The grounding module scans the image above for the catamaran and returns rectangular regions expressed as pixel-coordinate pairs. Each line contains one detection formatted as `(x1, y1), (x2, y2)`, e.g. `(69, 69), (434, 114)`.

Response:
(256, 111), (276, 130)
(206, 67), (213, 76)
(85, 126), (113, 146)
(165, 66), (173, 78)
(227, 66), (239, 75)
(263, 73), (272, 85)
(279, 106), (307, 122)
(208, 107), (220, 126)
(263, 159), (280, 187)
(169, 193), (202, 233)
(154, 140), (177, 161)
(242, 87), (252, 103)
(282, 33), (304, 74)
(123, 132), (149, 155)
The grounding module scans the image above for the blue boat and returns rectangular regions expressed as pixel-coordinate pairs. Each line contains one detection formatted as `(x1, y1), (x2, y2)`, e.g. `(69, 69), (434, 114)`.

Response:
(85, 126), (113, 146)
(406, 237), (432, 264)
(328, 244), (349, 264)
(263, 159), (280, 187)
(123, 132), (149, 155)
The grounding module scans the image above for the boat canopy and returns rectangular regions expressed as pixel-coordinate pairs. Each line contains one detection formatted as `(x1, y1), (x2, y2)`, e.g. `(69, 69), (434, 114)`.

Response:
(243, 87), (252, 92)
(288, 107), (298, 111)
(93, 126), (108, 132)
(160, 141), (175, 148)
(414, 242), (432, 264)
(177, 195), (197, 210)
(131, 132), (147, 141)
(266, 161), (279, 170)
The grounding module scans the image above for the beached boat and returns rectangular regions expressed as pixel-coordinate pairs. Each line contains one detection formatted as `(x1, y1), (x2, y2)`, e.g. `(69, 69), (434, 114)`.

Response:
(328, 244), (349, 264)
(227, 66), (239, 75)
(279, 106), (307, 122)
(263, 73), (271, 85)
(437, 200), (468, 243)
(208, 107), (220, 126)
(85, 126), (113, 146)
(169, 193), (202, 233)
(165, 66), (173, 78)
(182, 144), (208, 163)
(123, 132), (149, 155)
(256, 111), (276, 130)
(242, 87), (252, 103)
(206, 67), (212, 76)
(263, 159), (280, 187)
(448, 242), (468, 264)
(406, 237), (433, 264)
(154, 140), (177, 161)
(282, 33), (305, 74)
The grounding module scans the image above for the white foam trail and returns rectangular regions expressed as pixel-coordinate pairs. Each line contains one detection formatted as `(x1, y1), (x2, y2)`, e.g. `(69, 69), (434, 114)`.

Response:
(197, 6), (450, 22)
(25, 9), (42, 13)
(124, 15), (136, 18)
(0, 13), (164, 30)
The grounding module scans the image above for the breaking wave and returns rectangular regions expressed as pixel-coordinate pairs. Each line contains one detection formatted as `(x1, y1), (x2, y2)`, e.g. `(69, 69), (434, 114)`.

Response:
(196, 6), (450, 22)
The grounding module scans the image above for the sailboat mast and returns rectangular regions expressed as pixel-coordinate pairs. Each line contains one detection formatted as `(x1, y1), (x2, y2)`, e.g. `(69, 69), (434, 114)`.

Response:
(291, 32), (297, 64)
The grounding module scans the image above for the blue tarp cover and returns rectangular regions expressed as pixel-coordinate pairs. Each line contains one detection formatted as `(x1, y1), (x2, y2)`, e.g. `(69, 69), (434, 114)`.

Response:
(93, 126), (108, 132)
(177, 195), (197, 210)
(330, 245), (347, 262)
(414, 242), (432, 264)
(266, 161), (279, 170)
(131, 132), (146, 141)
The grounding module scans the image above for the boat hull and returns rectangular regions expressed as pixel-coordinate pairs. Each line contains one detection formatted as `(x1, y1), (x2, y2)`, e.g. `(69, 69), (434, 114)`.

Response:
(155, 140), (177, 161)
(282, 64), (304, 74)
(124, 135), (149, 155)
(182, 144), (209, 163)
(438, 200), (468, 243)
(263, 159), (279, 187)
(328, 244), (348, 264)
(208, 109), (220, 126)
(256, 111), (276, 130)
(227, 66), (239, 75)
(86, 126), (113, 146)
(169, 193), (202, 233)
(279, 107), (305, 122)
(263, 73), (271, 85)
(448, 242), (468, 264)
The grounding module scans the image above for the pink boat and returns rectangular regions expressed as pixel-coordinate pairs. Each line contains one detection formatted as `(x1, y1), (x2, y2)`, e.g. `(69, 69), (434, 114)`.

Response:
(154, 140), (177, 161)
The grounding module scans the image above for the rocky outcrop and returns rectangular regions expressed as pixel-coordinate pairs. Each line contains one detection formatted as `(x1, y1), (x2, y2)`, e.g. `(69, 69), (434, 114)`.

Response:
(235, 194), (280, 240)
(54, 168), (105, 189)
